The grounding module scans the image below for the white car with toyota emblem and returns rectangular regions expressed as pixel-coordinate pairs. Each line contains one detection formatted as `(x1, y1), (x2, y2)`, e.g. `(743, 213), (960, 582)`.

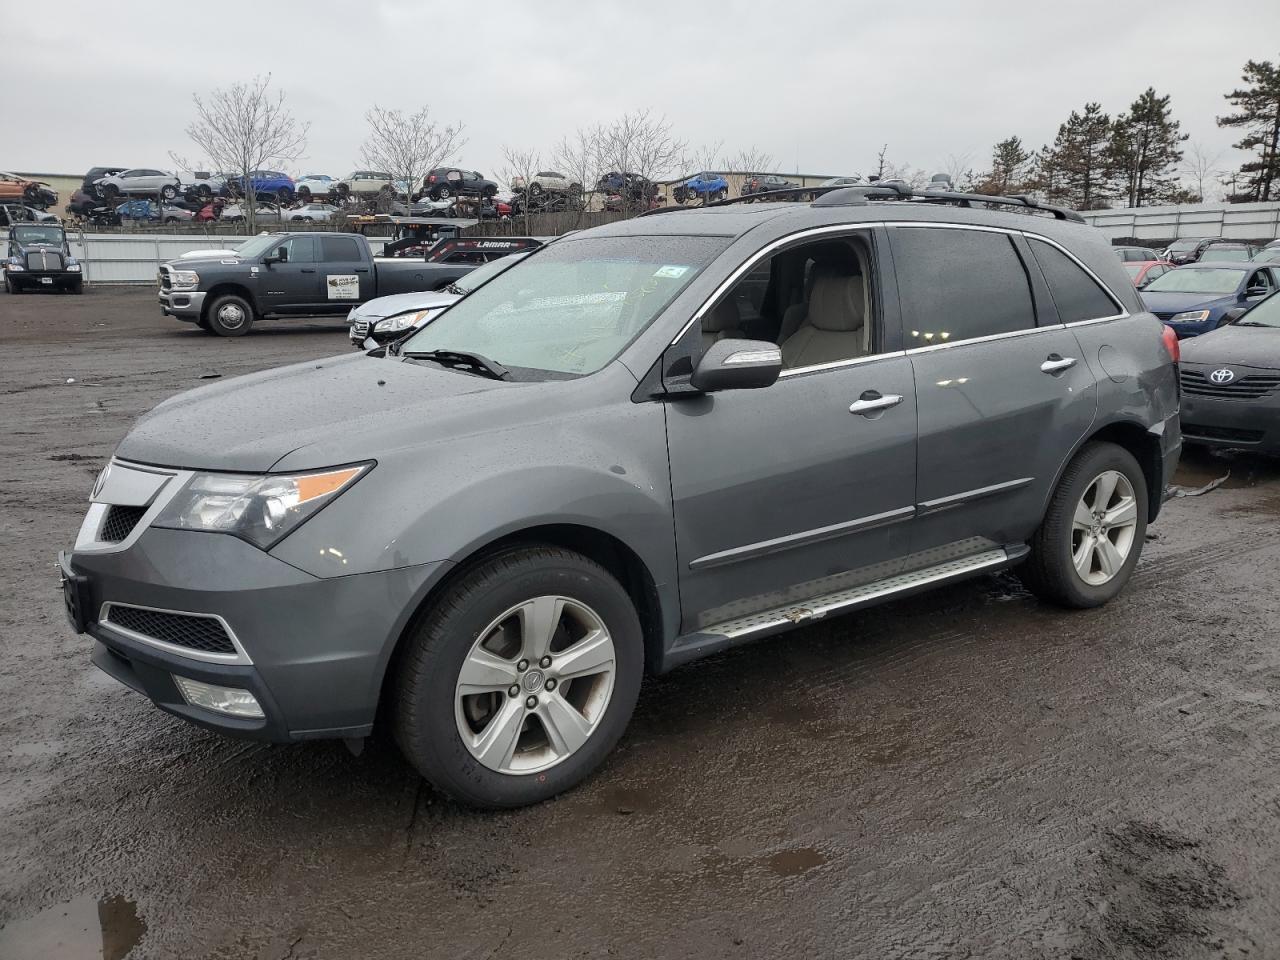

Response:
(156, 232), (482, 336)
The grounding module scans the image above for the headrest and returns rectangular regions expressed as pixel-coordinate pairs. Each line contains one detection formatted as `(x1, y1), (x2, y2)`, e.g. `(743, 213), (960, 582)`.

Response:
(703, 298), (740, 333)
(807, 272), (865, 332)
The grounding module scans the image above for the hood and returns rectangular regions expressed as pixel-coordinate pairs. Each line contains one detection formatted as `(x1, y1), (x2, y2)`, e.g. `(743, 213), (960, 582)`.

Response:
(350, 290), (460, 320)
(1140, 290), (1238, 313)
(115, 352), (574, 473)
(177, 249), (240, 260)
(1180, 324), (1280, 368)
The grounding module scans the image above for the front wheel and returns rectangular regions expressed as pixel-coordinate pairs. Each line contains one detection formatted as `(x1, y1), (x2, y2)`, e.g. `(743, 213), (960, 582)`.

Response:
(205, 293), (254, 337)
(161, 184), (177, 200)
(394, 546), (643, 809)
(1019, 441), (1148, 608)
(5, 276), (20, 294)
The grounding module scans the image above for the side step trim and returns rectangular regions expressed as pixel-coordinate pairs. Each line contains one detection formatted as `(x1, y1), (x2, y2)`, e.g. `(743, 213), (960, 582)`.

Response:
(687, 548), (1011, 644)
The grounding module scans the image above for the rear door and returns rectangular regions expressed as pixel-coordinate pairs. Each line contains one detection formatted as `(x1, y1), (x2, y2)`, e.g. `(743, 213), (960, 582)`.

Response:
(319, 235), (373, 308)
(892, 225), (1100, 563)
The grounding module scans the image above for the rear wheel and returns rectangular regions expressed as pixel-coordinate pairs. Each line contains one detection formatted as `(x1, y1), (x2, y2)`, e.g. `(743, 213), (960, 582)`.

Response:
(205, 293), (254, 337)
(1020, 441), (1148, 608)
(394, 546), (643, 809)
(297, 186), (311, 200)
(161, 184), (177, 200)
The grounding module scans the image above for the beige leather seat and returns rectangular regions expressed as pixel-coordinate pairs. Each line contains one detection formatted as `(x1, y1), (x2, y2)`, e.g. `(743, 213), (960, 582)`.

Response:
(779, 272), (866, 368)
(701, 299), (742, 350)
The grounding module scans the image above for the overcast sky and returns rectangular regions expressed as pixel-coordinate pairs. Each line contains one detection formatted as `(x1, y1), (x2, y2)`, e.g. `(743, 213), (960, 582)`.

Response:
(8, 0), (1279, 187)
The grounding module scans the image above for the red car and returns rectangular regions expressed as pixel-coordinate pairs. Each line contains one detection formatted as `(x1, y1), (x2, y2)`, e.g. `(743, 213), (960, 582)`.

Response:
(1123, 259), (1176, 290)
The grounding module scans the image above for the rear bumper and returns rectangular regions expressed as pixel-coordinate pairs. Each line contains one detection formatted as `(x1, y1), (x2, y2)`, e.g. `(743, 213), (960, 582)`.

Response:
(158, 289), (205, 319)
(63, 528), (446, 741)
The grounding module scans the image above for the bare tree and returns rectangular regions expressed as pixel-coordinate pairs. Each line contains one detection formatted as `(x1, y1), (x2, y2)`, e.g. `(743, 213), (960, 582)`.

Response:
(360, 105), (465, 211)
(595, 110), (686, 212)
(723, 145), (775, 197)
(941, 151), (976, 191)
(555, 127), (604, 216)
(1181, 139), (1224, 202)
(184, 74), (309, 233)
(498, 145), (542, 234)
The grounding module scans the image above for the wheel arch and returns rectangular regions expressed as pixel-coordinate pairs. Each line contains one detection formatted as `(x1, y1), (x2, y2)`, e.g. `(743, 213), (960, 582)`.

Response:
(377, 522), (670, 726)
(1052, 418), (1166, 524)
(201, 282), (259, 320)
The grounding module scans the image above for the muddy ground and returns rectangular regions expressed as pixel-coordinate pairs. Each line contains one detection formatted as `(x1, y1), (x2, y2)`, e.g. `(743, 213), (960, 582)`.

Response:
(1, 287), (1278, 960)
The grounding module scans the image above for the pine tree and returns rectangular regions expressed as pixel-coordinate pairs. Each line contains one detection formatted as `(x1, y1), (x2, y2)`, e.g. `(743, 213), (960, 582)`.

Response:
(1109, 88), (1187, 207)
(1218, 58), (1280, 202)
(1039, 103), (1114, 210)
(973, 136), (1033, 195)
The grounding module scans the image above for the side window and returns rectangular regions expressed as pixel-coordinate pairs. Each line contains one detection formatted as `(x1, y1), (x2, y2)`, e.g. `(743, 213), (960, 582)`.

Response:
(1028, 238), (1121, 323)
(701, 235), (876, 370)
(275, 236), (315, 263)
(445, 251), (487, 264)
(893, 227), (1035, 345)
(320, 236), (361, 261)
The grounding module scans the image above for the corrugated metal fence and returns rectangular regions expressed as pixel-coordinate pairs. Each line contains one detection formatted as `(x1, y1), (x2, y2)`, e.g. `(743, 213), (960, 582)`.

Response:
(67, 233), (387, 284)
(1078, 201), (1280, 242)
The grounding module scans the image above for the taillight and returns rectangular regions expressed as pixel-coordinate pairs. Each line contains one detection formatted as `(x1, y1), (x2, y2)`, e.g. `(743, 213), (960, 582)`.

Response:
(1160, 324), (1180, 363)
(427, 174), (436, 183)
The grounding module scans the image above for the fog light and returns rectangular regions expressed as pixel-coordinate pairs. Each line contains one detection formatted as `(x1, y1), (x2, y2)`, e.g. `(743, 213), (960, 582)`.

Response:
(172, 676), (264, 718)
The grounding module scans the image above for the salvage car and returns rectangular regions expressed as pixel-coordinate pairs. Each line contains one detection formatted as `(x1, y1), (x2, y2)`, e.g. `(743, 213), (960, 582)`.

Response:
(157, 231), (477, 335)
(332, 171), (398, 201)
(1141, 263), (1280, 337)
(283, 202), (343, 222)
(295, 174), (335, 200)
(673, 172), (730, 204)
(0, 172), (58, 209)
(5, 222), (82, 293)
(1123, 259), (1175, 289)
(96, 169), (182, 200)
(348, 249), (533, 347)
(62, 184), (1180, 808)
(116, 199), (195, 224)
(422, 168), (499, 201)
(0, 203), (59, 225)
(1178, 291), (1280, 454)
(510, 171), (581, 197)
(741, 174), (799, 198)
(1196, 242), (1257, 263)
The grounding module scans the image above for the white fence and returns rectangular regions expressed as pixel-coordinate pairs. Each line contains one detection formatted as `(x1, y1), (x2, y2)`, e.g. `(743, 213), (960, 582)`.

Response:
(1078, 201), (1280, 242)
(68, 233), (388, 284)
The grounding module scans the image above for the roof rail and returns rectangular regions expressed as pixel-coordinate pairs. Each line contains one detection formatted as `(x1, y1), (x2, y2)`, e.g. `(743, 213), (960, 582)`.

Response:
(641, 182), (1084, 223)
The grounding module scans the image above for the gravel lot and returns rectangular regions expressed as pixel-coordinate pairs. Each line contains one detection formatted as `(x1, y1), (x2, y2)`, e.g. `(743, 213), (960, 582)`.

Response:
(2, 287), (1279, 960)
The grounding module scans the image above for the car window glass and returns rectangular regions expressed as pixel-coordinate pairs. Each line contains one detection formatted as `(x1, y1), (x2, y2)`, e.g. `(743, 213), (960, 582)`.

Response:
(320, 236), (361, 261)
(1028, 238), (1120, 323)
(275, 236), (315, 263)
(894, 227), (1035, 343)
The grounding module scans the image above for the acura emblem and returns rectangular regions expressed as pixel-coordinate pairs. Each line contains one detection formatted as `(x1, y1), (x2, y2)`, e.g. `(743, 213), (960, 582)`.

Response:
(1209, 368), (1236, 384)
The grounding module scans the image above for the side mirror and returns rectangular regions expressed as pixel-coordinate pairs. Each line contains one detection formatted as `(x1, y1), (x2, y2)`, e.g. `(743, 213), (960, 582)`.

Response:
(690, 338), (783, 392)
(266, 247), (288, 264)
(1223, 307), (1248, 323)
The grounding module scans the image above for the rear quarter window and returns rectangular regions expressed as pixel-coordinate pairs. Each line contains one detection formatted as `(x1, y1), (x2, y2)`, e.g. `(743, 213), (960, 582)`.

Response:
(1028, 238), (1121, 323)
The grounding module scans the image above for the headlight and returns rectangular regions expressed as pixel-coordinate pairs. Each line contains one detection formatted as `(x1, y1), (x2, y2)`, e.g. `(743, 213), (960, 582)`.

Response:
(153, 464), (371, 549)
(374, 309), (434, 333)
(1169, 310), (1211, 322)
(168, 269), (199, 289)
(6, 257), (24, 271)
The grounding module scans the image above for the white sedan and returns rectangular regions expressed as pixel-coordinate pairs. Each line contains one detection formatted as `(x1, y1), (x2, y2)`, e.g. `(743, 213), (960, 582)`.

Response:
(510, 170), (582, 196)
(284, 203), (342, 222)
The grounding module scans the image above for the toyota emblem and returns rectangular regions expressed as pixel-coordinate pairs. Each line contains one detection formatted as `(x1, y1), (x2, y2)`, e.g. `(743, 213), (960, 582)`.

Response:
(1209, 368), (1236, 384)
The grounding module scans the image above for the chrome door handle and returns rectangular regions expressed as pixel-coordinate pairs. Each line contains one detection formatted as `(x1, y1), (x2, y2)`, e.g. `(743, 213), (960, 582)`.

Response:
(849, 393), (903, 415)
(1040, 355), (1077, 374)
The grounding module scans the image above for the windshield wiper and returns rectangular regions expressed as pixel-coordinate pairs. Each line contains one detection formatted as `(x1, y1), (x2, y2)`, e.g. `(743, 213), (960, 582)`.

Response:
(1234, 321), (1270, 327)
(443, 281), (466, 295)
(401, 349), (513, 381)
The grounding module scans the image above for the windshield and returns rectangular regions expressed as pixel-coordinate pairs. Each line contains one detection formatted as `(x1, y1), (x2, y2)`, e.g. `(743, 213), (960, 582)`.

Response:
(1199, 247), (1250, 262)
(1167, 240), (1200, 253)
(1236, 292), (1280, 328)
(232, 235), (287, 259)
(1144, 267), (1245, 294)
(456, 252), (528, 293)
(12, 225), (63, 245)
(400, 235), (729, 376)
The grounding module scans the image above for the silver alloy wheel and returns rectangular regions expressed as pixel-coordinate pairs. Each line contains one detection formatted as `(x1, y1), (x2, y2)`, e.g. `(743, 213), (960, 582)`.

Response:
(1071, 470), (1139, 586)
(455, 595), (616, 775)
(216, 302), (246, 329)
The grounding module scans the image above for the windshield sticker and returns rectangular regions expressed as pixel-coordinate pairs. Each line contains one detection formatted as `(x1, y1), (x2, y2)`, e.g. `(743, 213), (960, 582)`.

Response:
(327, 275), (360, 300)
(653, 265), (689, 279)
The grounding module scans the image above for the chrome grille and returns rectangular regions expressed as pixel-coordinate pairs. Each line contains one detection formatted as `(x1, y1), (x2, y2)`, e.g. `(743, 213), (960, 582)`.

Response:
(103, 604), (237, 656)
(26, 251), (64, 271)
(1180, 369), (1280, 400)
(101, 505), (147, 543)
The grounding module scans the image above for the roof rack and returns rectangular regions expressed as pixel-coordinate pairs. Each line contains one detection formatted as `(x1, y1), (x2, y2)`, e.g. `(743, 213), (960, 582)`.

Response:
(642, 183), (1084, 223)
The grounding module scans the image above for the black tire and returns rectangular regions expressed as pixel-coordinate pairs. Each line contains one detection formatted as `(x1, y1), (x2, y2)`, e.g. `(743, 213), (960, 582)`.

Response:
(205, 293), (254, 337)
(435, 185), (452, 199)
(393, 546), (644, 809)
(103, 184), (119, 200)
(1019, 441), (1149, 609)
(482, 186), (497, 200)
(297, 186), (311, 200)
(277, 187), (293, 204)
(161, 184), (177, 200)
(5, 276), (20, 294)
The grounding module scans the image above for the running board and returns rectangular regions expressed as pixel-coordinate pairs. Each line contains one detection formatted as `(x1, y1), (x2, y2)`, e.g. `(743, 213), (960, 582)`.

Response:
(665, 547), (1018, 669)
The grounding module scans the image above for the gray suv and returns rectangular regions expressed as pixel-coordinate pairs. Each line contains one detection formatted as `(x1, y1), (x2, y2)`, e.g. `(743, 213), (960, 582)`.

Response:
(59, 185), (1181, 808)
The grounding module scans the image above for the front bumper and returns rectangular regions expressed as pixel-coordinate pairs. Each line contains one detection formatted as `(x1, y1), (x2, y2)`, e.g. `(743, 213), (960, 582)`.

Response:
(158, 289), (206, 319)
(7, 268), (80, 287)
(1181, 389), (1280, 454)
(62, 528), (446, 741)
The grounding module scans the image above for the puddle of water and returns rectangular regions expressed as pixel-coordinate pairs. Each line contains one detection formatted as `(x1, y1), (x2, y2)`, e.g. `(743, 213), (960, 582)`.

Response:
(765, 847), (827, 877)
(0, 895), (145, 960)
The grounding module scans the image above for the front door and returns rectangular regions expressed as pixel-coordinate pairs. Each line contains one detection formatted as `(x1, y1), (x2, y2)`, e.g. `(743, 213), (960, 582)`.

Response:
(889, 225), (1100, 561)
(665, 227), (917, 631)
(258, 236), (319, 313)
